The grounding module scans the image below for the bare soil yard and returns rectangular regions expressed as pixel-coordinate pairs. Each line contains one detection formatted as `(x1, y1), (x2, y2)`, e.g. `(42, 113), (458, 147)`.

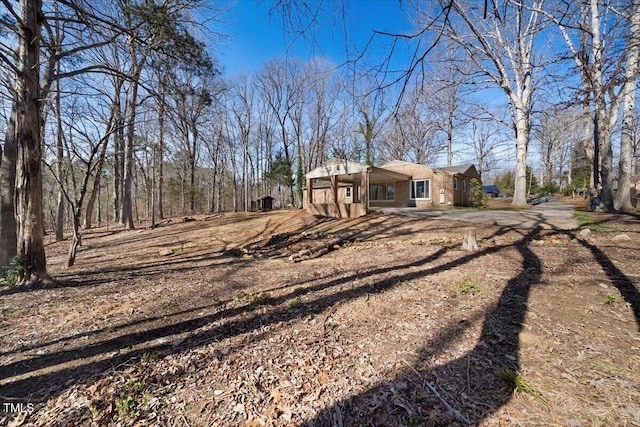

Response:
(1, 199), (639, 426)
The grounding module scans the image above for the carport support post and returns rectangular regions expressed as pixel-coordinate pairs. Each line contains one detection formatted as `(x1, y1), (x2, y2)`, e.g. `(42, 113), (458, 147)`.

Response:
(307, 178), (313, 204)
(363, 169), (369, 214)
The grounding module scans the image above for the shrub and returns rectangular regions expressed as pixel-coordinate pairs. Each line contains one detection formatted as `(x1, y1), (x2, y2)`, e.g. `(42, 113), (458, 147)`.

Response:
(538, 182), (560, 196)
(470, 178), (487, 208)
(0, 256), (29, 286)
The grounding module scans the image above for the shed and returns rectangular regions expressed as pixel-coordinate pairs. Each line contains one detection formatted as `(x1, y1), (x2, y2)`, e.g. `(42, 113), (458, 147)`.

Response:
(259, 196), (274, 211)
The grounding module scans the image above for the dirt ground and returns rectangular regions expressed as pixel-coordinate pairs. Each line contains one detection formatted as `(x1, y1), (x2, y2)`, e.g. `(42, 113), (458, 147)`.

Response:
(1, 197), (639, 426)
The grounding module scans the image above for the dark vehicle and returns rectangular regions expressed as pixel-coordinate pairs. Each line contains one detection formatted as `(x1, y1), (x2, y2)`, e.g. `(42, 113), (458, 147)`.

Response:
(482, 185), (500, 197)
(527, 195), (552, 205)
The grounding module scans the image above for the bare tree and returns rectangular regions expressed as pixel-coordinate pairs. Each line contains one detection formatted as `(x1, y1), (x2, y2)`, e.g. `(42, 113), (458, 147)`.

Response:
(430, 41), (472, 167)
(380, 83), (442, 165)
(615, 0), (640, 211)
(0, 106), (17, 271)
(548, 0), (629, 211)
(534, 106), (582, 188)
(166, 69), (217, 213)
(83, 75), (124, 229)
(467, 113), (511, 180)
(302, 57), (340, 170)
(229, 74), (255, 211)
(353, 75), (388, 166)
(1, 0), (119, 277)
(443, 0), (546, 206)
(256, 58), (303, 206)
(46, 98), (114, 266)
(3, 0), (49, 284)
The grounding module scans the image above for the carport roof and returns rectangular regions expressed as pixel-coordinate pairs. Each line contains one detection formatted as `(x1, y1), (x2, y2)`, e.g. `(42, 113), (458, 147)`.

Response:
(306, 158), (411, 184)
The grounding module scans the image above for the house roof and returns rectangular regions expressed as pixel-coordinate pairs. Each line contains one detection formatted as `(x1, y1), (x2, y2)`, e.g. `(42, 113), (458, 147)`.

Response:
(380, 160), (415, 168)
(381, 161), (477, 176)
(307, 159), (478, 184)
(439, 163), (477, 175)
(306, 158), (370, 179)
(306, 158), (411, 184)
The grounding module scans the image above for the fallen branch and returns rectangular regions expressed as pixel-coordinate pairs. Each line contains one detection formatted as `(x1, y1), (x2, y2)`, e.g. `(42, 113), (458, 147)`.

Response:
(148, 219), (171, 229)
(402, 359), (471, 425)
(288, 234), (352, 262)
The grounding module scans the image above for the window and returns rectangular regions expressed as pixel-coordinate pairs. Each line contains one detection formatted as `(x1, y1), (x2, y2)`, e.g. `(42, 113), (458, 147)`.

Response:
(454, 177), (458, 190)
(410, 179), (431, 200)
(463, 179), (466, 192)
(345, 187), (352, 198)
(386, 184), (395, 200)
(370, 183), (395, 201)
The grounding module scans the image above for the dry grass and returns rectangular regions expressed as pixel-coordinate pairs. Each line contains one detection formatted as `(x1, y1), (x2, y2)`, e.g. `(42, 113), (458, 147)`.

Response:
(1, 208), (639, 426)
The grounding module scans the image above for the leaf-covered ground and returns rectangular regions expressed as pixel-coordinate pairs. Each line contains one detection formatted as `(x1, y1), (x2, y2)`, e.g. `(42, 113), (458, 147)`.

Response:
(1, 200), (639, 426)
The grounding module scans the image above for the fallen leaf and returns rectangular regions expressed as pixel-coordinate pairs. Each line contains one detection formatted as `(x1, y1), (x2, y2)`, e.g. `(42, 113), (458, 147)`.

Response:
(318, 371), (330, 385)
(244, 417), (263, 427)
(270, 386), (282, 404)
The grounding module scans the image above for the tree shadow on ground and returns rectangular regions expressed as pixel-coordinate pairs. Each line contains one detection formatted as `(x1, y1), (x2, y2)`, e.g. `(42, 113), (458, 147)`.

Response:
(1, 213), (428, 296)
(306, 226), (544, 425)
(305, 225), (640, 425)
(4, 217), (637, 426)
(0, 224), (514, 407)
(577, 236), (640, 330)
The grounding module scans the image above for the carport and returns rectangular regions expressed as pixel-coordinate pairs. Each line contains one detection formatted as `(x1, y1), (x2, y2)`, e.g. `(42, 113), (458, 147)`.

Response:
(305, 159), (410, 218)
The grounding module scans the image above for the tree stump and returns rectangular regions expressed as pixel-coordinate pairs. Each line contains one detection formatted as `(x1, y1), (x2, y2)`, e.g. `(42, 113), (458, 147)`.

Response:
(462, 229), (479, 251)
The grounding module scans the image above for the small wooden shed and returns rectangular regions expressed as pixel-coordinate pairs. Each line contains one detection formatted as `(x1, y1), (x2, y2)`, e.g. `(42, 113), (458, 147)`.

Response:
(258, 196), (274, 211)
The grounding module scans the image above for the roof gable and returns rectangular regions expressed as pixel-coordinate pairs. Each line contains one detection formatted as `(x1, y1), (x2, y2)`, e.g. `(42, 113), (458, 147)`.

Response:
(439, 163), (478, 176)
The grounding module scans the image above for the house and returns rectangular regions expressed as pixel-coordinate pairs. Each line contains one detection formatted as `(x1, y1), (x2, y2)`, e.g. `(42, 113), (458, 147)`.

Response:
(304, 158), (481, 218)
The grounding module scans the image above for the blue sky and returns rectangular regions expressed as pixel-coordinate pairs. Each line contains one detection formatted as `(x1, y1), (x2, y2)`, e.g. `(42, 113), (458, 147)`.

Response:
(218, 0), (416, 75)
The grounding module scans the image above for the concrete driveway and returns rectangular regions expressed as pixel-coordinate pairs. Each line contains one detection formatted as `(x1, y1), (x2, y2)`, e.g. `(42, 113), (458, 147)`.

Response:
(374, 201), (578, 230)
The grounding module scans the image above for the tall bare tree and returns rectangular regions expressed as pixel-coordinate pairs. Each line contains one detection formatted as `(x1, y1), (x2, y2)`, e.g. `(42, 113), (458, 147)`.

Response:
(442, 0), (545, 206)
(548, 0), (629, 211)
(1, 0), (127, 279)
(12, 0), (49, 284)
(229, 74), (255, 211)
(467, 112), (511, 180)
(256, 58), (302, 206)
(380, 83), (442, 165)
(534, 106), (582, 188)
(47, 99), (113, 267)
(615, 0), (640, 211)
(0, 106), (17, 271)
(166, 69), (217, 213)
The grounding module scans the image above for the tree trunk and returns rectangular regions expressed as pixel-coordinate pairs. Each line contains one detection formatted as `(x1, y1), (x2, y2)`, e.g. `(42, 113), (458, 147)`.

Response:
(447, 105), (454, 167)
(66, 209), (82, 267)
(113, 110), (123, 223)
(85, 79), (122, 229)
(581, 90), (595, 189)
(512, 106), (529, 206)
(189, 133), (197, 214)
(122, 70), (140, 230)
(0, 107), (18, 269)
(590, 0), (615, 212)
(84, 134), (109, 229)
(462, 229), (479, 252)
(54, 77), (64, 241)
(157, 87), (165, 220)
(615, 0), (640, 212)
(14, 0), (49, 285)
